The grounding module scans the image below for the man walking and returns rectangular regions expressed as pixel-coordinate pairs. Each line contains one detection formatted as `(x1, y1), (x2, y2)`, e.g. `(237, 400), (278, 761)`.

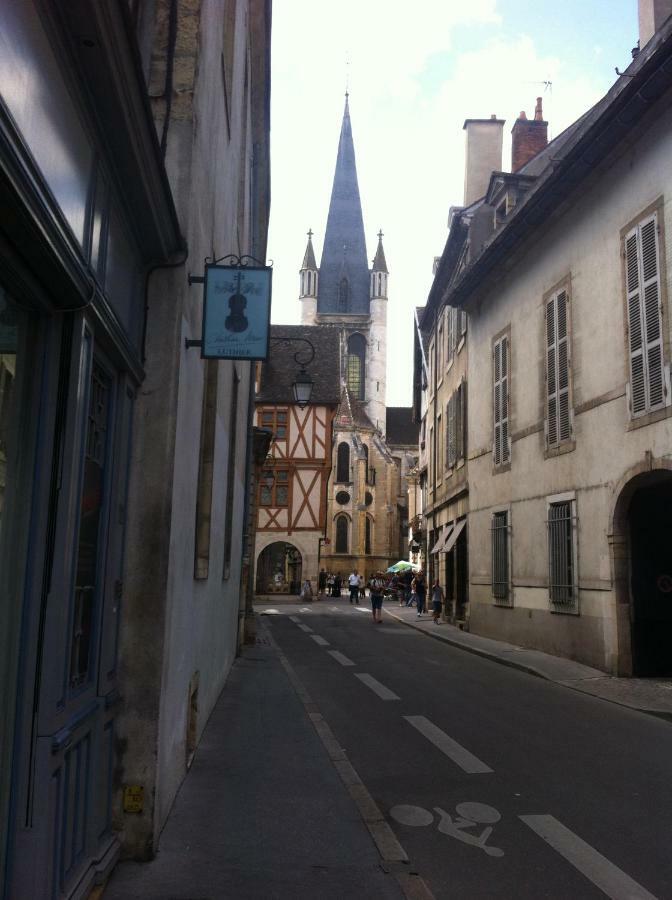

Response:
(348, 569), (360, 604)
(414, 570), (427, 617)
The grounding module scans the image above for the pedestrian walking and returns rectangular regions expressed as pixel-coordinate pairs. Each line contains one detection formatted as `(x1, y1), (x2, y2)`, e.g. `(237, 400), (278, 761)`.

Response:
(369, 571), (385, 623)
(333, 572), (342, 597)
(301, 578), (313, 602)
(358, 572), (365, 600)
(431, 579), (444, 624)
(414, 570), (427, 617)
(348, 569), (360, 604)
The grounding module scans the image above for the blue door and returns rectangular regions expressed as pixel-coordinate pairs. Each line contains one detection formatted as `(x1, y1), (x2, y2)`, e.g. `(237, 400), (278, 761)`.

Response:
(8, 315), (133, 899)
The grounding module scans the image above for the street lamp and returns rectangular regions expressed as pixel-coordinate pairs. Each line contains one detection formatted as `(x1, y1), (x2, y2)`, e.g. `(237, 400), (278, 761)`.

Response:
(269, 336), (315, 408)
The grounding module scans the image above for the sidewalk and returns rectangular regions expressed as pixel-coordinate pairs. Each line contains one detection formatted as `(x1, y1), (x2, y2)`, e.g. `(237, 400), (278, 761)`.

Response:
(103, 619), (415, 900)
(384, 604), (672, 721)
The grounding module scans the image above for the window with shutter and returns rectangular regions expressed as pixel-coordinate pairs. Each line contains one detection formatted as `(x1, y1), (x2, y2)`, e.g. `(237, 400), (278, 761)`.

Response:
(446, 395), (456, 468)
(456, 381), (466, 462)
(625, 212), (666, 417)
(493, 335), (510, 466)
(545, 288), (572, 447)
(446, 308), (454, 365)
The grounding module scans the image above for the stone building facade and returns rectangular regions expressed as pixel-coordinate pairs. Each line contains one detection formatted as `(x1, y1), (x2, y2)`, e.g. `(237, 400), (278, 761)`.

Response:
(0, 2), (271, 897)
(417, 1), (672, 675)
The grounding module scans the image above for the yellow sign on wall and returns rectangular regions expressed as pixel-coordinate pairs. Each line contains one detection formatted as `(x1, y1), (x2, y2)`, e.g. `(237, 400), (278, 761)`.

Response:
(123, 785), (144, 814)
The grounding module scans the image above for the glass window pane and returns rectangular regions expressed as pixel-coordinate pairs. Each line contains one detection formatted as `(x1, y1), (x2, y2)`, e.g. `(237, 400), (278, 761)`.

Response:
(276, 485), (288, 506)
(70, 360), (111, 689)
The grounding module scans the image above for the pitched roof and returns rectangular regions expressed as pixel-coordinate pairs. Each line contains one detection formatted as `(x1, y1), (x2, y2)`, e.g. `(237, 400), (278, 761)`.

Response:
(334, 384), (377, 430)
(318, 95), (370, 315)
(257, 325), (340, 405)
(386, 407), (419, 446)
(444, 24), (672, 310)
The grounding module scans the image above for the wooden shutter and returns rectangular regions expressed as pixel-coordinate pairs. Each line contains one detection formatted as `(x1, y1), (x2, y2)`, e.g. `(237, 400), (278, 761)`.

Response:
(494, 336), (510, 465)
(456, 382), (464, 461)
(447, 395), (456, 468)
(546, 289), (571, 446)
(626, 213), (665, 416)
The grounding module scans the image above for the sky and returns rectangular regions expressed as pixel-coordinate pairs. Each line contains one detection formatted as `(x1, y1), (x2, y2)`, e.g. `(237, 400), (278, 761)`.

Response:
(267, 0), (640, 407)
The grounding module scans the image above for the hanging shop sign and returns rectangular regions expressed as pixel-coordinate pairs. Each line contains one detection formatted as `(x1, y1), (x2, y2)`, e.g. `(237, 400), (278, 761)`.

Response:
(186, 256), (272, 360)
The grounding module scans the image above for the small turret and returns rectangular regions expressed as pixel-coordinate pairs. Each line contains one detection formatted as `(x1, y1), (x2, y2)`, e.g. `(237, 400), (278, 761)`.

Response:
(299, 229), (318, 324)
(370, 230), (388, 299)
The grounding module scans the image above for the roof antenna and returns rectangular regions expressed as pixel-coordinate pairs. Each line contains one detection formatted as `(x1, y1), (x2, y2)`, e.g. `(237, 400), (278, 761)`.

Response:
(345, 51), (350, 101)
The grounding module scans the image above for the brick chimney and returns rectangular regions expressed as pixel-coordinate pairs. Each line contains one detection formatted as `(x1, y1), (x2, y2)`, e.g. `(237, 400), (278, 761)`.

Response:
(638, 0), (672, 47)
(463, 115), (505, 206)
(511, 98), (548, 173)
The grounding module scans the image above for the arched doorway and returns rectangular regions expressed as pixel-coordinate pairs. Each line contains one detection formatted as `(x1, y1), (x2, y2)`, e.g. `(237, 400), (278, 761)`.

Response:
(629, 476), (672, 675)
(256, 541), (303, 594)
(612, 467), (672, 676)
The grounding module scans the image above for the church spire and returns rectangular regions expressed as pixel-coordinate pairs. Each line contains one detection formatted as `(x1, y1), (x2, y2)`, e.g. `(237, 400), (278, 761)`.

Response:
(299, 229), (318, 324)
(318, 95), (370, 315)
(370, 230), (388, 299)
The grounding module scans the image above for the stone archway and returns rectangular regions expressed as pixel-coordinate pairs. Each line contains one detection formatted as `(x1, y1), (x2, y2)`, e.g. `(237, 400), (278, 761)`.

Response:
(610, 461), (672, 676)
(255, 541), (303, 594)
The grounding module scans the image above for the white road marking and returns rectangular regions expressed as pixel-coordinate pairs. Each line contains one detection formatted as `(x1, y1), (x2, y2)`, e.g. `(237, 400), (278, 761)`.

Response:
(311, 635), (329, 646)
(354, 606), (368, 613)
(355, 673), (400, 701)
(328, 650), (355, 667)
(520, 815), (658, 900)
(289, 616), (300, 623)
(404, 716), (493, 774)
(297, 623), (313, 633)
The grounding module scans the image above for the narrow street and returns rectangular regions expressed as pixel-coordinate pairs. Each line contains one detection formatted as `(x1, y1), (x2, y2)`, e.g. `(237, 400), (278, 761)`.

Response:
(265, 599), (672, 899)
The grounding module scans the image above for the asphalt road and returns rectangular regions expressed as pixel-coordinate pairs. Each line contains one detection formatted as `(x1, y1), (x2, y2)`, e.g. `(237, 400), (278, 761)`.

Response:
(264, 599), (672, 900)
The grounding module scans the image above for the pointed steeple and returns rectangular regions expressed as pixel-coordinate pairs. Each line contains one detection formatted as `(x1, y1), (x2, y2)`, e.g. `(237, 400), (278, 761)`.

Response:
(372, 230), (388, 273)
(299, 228), (318, 299)
(370, 230), (388, 299)
(318, 95), (370, 315)
(301, 228), (317, 271)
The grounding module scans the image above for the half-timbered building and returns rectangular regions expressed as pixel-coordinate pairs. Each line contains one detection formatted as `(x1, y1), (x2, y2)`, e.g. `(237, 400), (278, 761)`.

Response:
(254, 325), (340, 593)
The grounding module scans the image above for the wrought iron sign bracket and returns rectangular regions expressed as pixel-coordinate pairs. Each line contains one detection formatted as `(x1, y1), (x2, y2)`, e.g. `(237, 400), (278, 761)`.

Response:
(184, 255), (272, 357)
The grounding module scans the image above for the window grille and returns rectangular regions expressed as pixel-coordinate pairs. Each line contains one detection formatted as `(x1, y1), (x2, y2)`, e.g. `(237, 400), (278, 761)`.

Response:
(625, 212), (666, 417)
(493, 335), (510, 466)
(491, 511), (510, 605)
(547, 501), (576, 609)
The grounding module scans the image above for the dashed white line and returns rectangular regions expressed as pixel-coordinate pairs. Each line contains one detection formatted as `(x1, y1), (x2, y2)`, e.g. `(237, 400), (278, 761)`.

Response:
(520, 815), (658, 900)
(355, 673), (400, 701)
(311, 635), (329, 646)
(328, 650), (355, 667)
(404, 716), (493, 774)
(297, 623), (313, 633)
(289, 616), (300, 623)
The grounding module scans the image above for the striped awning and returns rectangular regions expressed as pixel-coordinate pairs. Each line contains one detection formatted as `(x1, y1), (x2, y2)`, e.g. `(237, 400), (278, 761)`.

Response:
(443, 519), (466, 554)
(430, 525), (453, 554)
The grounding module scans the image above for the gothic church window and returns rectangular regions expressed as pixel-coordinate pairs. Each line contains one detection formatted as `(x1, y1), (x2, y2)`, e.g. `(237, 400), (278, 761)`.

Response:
(337, 441), (350, 482)
(347, 333), (366, 400)
(365, 516), (372, 554)
(335, 515), (349, 553)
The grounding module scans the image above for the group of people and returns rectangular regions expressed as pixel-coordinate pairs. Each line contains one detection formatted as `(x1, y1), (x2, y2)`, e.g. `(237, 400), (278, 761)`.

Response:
(317, 567), (446, 624)
(318, 570), (367, 600)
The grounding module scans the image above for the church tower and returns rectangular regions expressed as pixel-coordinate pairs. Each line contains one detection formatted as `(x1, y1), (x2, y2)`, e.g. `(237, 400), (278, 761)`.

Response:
(298, 94), (389, 433)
